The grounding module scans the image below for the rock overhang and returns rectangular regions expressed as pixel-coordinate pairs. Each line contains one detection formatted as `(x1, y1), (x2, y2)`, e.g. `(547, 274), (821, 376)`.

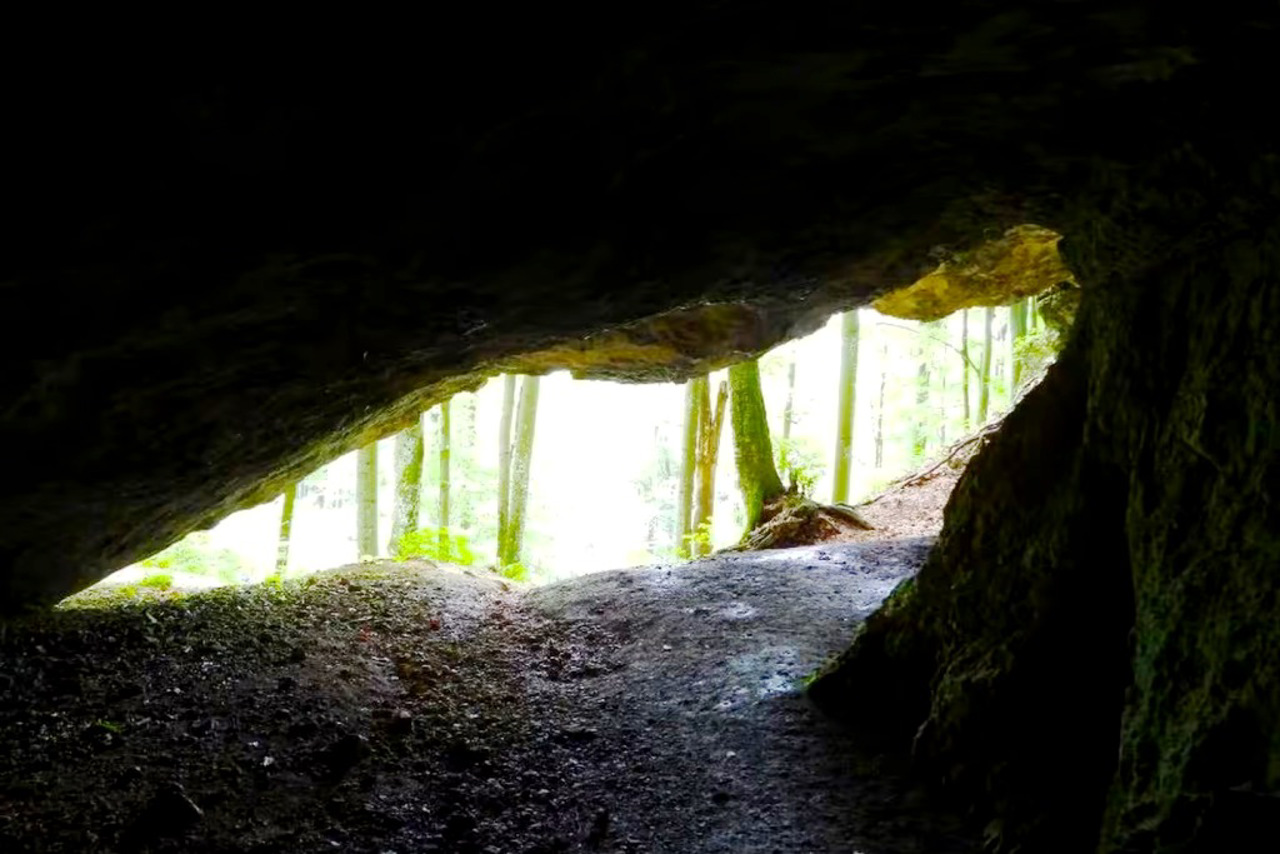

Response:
(0, 6), (1236, 617)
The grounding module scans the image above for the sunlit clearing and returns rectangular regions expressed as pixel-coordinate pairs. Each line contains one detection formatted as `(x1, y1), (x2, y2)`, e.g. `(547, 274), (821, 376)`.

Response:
(73, 301), (1058, 602)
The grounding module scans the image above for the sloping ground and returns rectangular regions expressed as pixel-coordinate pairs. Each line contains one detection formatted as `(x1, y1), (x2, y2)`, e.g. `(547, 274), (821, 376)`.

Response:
(845, 424), (999, 544)
(0, 545), (973, 853)
(733, 422), (995, 553)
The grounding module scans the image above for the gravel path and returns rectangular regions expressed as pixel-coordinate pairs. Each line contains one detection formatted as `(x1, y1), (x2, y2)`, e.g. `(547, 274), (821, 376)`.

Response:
(0, 540), (974, 853)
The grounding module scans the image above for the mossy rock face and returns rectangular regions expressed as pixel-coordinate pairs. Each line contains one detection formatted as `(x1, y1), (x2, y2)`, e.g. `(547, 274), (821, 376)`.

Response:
(813, 327), (1133, 851)
(873, 224), (1074, 320)
(812, 152), (1280, 850)
(505, 302), (837, 383)
(1036, 283), (1081, 338)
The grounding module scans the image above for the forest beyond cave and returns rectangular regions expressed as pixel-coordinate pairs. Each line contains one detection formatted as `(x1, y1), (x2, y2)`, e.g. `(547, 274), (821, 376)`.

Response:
(86, 301), (1044, 595)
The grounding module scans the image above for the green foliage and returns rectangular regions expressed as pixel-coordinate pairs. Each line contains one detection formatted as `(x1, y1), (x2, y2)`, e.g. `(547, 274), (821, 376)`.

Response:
(139, 532), (251, 584)
(682, 520), (714, 558)
(1013, 326), (1063, 389)
(392, 527), (478, 565)
(138, 573), (173, 590)
(444, 395), (498, 542)
(498, 561), (531, 582)
(775, 434), (826, 496)
(632, 432), (680, 558)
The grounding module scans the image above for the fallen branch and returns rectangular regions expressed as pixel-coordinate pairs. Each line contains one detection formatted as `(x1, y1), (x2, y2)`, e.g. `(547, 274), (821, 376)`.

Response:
(859, 416), (1005, 500)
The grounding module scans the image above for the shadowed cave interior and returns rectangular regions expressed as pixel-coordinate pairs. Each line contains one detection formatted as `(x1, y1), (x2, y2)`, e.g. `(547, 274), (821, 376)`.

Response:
(3, 7), (1279, 852)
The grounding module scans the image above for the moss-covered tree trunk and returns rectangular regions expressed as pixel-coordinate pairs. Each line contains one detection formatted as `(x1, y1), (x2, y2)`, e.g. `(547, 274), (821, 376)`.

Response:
(388, 418), (424, 554)
(832, 311), (860, 503)
(978, 306), (994, 422)
(911, 344), (931, 463)
(355, 443), (378, 559)
(676, 379), (698, 558)
(729, 360), (784, 534)
(496, 374), (517, 558)
(500, 375), (540, 567)
(693, 375), (727, 557)
(275, 482), (297, 576)
(437, 399), (451, 560)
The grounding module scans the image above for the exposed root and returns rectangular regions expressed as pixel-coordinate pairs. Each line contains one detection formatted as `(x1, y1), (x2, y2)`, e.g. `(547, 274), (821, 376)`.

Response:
(729, 415), (1011, 553)
(726, 495), (874, 552)
(873, 417), (1003, 493)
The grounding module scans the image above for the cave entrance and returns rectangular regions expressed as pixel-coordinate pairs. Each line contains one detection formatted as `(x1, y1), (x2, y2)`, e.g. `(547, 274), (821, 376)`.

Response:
(71, 289), (1067, 606)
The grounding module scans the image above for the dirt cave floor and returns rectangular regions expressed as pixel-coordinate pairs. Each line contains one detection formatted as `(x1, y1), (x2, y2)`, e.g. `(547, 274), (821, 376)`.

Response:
(0, 541), (976, 853)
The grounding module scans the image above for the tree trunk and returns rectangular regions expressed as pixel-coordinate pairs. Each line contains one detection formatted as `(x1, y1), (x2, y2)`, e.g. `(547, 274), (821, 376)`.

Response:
(729, 360), (785, 534)
(275, 482), (297, 576)
(780, 358), (797, 484)
(458, 395), (477, 531)
(676, 379), (698, 558)
(355, 443), (378, 559)
(993, 308), (1008, 399)
(938, 336), (948, 447)
(832, 311), (860, 503)
(693, 376), (728, 557)
(437, 399), (451, 559)
(496, 374), (516, 555)
(912, 345), (931, 463)
(388, 418), (424, 554)
(1010, 299), (1029, 389)
(961, 310), (971, 430)
(875, 343), (887, 469)
(782, 360), (797, 441)
(978, 306), (994, 422)
(501, 375), (540, 567)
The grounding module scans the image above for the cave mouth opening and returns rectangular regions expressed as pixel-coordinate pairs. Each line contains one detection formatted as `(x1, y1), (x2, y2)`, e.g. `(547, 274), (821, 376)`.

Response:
(68, 274), (1070, 609)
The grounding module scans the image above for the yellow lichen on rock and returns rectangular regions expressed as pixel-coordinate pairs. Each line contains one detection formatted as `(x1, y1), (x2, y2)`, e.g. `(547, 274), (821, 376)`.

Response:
(507, 332), (684, 379)
(504, 302), (816, 382)
(873, 224), (1074, 321)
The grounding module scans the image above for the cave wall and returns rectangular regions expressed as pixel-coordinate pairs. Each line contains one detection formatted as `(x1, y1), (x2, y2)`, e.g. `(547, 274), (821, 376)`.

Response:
(3, 9), (1279, 851)
(811, 303), (1133, 850)
(1091, 220), (1280, 851)
(811, 153), (1280, 852)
